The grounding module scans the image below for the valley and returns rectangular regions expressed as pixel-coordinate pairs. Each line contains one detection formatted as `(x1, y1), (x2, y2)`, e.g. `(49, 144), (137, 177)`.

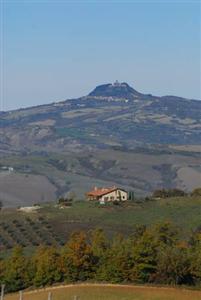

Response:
(0, 82), (200, 207)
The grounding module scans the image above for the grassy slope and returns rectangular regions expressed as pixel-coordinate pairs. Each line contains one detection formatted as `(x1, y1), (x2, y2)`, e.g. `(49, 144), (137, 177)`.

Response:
(1, 195), (201, 256)
(5, 284), (201, 300)
(2, 196), (201, 231)
(41, 196), (201, 235)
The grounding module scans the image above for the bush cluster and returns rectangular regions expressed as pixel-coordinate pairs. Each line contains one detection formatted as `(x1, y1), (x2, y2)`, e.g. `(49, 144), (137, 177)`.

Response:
(152, 188), (187, 198)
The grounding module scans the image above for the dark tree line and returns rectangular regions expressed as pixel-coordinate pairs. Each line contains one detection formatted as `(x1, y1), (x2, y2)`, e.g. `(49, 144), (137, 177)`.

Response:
(152, 188), (187, 198)
(151, 187), (201, 199)
(1, 222), (201, 292)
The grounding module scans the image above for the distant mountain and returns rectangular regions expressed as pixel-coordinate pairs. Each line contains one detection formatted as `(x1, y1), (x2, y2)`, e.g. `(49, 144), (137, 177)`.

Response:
(1, 81), (200, 149)
(0, 82), (200, 206)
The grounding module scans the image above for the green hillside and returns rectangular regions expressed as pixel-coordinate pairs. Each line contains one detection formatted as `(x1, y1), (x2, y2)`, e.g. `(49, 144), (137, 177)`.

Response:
(1, 195), (201, 255)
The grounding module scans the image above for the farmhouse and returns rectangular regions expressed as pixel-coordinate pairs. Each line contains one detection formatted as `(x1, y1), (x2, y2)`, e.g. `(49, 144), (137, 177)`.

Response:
(87, 186), (128, 203)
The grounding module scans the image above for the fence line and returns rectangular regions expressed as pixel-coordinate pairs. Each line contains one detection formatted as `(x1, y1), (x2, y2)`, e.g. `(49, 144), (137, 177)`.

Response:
(1, 284), (5, 300)
(19, 291), (23, 300)
(48, 291), (52, 300)
(3, 288), (80, 300)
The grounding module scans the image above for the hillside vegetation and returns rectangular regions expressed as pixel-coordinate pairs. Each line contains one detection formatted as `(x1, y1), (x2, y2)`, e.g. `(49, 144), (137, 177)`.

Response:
(2, 220), (201, 293)
(0, 195), (201, 252)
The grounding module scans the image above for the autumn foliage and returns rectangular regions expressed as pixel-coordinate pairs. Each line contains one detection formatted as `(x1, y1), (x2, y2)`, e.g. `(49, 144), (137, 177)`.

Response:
(1, 223), (201, 292)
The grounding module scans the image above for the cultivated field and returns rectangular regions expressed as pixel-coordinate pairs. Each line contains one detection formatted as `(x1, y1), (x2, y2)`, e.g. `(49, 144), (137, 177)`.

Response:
(5, 284), (201, 300)
(1, 195), (201, 255)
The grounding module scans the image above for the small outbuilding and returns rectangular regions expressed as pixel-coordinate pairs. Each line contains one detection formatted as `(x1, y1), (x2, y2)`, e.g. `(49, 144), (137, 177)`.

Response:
(86, 186), (128, 203)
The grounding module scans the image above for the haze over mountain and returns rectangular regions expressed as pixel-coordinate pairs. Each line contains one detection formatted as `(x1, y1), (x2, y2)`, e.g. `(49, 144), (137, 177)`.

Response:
(0, 82), (200, 207)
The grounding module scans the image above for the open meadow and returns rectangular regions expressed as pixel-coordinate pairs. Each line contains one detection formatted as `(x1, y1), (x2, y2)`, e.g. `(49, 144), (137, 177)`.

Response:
(5, 284), (201, 300)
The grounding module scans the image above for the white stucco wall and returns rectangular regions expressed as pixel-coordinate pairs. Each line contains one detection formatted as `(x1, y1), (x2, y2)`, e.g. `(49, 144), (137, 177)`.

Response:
(100, 189), (128, 202)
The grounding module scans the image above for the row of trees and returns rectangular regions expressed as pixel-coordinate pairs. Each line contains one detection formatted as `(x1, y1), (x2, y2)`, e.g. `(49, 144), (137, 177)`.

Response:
(152, 187), (201, 199)
(152, 188), (187, 198)
(1, 222), (201, 292)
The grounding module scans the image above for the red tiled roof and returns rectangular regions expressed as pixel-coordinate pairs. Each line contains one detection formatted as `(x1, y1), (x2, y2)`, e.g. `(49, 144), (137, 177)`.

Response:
(87, 186), (117, 197)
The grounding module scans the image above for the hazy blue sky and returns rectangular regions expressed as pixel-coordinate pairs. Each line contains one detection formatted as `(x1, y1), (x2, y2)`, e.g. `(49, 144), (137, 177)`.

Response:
(1, 0), (200, 111)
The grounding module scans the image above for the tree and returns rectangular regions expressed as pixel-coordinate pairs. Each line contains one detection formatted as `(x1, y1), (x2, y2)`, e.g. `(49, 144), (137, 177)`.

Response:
(155, 245), (193, 285)
(62, 231), (94, 281)
(128, 191), (135, 201)
(191, 188), (201, 197)
(58, 197), (72, 207)
(131, 225), (147, 242)
(58, 191), (76, 207)
(153, 222), (179, 247)
(90, 228), (108, 258)
(4, 246), (30, 292)
(152, 188), (186, 199)
(90, 228), (109, 279)
(97, 234), (132, 283)
(152, 189), (168, 198)
(130, 230), (157, 283)
(191, 248), (201, 284)
(167, 189), (187, 197)
(33, 246), (62, 287)
(188, 230), (201, 284)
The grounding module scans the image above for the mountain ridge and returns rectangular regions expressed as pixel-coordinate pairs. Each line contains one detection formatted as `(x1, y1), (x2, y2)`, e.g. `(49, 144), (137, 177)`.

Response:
(2, 82), (200, 114)
(0, 82), (200, 206)
(1, 82), (201, 147)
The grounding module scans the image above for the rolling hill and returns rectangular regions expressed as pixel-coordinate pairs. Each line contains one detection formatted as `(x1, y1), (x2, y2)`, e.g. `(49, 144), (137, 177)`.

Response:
(1, 195), (201, 252)
(0, 82), (200, 206)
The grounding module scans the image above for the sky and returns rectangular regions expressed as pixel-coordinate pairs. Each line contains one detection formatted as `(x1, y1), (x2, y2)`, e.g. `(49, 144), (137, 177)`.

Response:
(0, 0), (200, 111)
